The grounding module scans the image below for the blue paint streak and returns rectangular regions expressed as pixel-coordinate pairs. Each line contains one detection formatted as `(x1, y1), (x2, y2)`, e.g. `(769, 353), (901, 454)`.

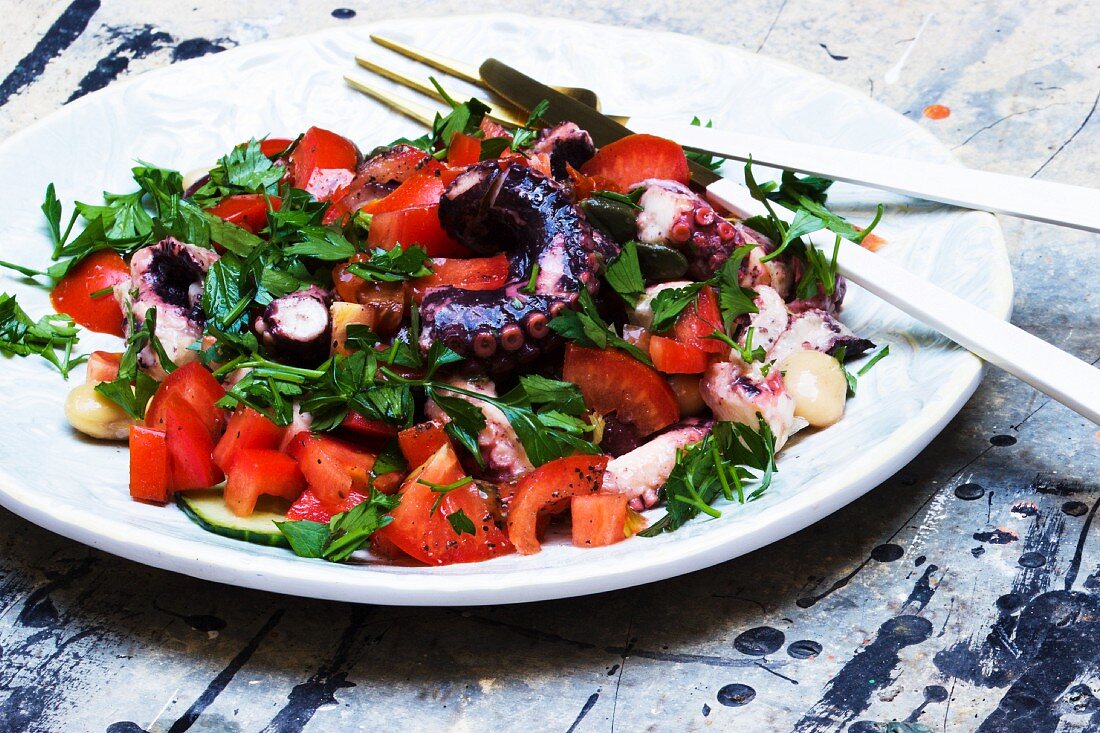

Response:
(0, 0), (100, 106)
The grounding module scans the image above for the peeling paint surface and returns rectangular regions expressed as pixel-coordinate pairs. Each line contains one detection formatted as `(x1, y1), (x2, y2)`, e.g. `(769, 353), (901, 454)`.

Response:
(0, 1), (1098, 731)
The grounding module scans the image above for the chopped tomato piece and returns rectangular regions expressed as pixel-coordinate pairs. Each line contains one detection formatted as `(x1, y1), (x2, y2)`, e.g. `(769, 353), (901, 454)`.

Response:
(571, 493), (629, 548)
(213, 407), (285, 472)
(285, 433), (376, 504)
(409, 255), (509, 303)
(479, 118), (513, 140)
(649, 335), (709, 374)
(224, 449), (307, 516)
(49, 249), (130, 336)
(129, 425), (170, 503)
(367, 204), (471, 257)
(285, 486), (370, 523)
(506, 455), (610, 555)
(365, 171), (445, 215)
(447, 132), (482, 166)
(340, 412), (399, 441)
(161, 392), (224, 491)
(145, 362), (228, 439)
(85, 351), (122, 383)
(259, 137), (293, 158)
(397, 420), (451, 468)
(672, 285), (725, 354)
(562, 344), (680, 436)
(580, 133), (690, 192)
(322, 145), (443, 225)
(205, 194), (281, 234)
(374, 444), (513, 565)
(287, 126), (359, 200)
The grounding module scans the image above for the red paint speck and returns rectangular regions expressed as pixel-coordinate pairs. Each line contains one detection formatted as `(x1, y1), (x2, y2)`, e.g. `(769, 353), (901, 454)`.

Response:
(923, 104), (951, 120)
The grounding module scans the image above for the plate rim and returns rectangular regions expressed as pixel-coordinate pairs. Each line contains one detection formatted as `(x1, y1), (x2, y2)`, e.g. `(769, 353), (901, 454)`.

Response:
(0, 12), (1013, 605)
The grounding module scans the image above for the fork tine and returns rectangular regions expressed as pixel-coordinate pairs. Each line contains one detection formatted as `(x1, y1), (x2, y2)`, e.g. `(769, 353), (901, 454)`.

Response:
(370, 34), (482, 85)
(343, 75), (439, 127)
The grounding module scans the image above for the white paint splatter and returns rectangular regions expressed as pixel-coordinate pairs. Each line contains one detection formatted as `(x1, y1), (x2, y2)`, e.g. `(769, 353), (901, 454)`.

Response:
(885, 14), (934, 86)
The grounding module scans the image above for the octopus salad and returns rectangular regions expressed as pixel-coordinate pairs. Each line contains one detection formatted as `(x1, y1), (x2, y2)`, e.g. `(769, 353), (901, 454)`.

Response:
(2, 99), (887, 565)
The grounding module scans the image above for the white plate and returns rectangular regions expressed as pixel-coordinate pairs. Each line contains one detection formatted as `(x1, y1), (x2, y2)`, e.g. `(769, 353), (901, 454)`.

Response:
(0, 13), (1011, 605)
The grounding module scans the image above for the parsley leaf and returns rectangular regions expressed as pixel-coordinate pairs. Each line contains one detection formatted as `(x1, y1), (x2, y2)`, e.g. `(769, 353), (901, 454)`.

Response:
(639, 417), (777, 536)
(446, 508), (477, 536)
(94, 306), (170, 418)
(649, 282), (706, 333)
(548, 288), (652, 366)
(346, 245), (433, 282)
(188, 139), (284, 208)
(683, 117), (723, 172)
(604, 241), (646, 306)
(275, 487), (400, 562)
(0, 293), (86, 377)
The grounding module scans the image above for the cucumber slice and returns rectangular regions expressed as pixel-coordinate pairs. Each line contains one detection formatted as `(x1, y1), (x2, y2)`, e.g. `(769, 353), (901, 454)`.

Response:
(177, 490), (291, 548)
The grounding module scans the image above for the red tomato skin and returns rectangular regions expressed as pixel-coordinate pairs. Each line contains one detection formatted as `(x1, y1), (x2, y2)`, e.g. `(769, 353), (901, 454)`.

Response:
(409, 255), (509, 304)
(224, 449), (307, 516)
(206, 194), (281, 234)
(506, 455), (610, 555)
(213, 408), (286, 472)
(286, 433), (376, 504)
(447, 132), (482, 166)
(649, 335), (709, 374)
(580, 133), (690, 192)
(129, 426), (170, 503)
(366, 171), (445, 215)
(145, 362), (228, 440)
(562, 344), (680, 437)
(571, 493), (628, 548)
(397, 420), (451, 469)
(162, 392), (224, 491)
(260, 137), (293, 158)
(86, 351), (122, 383)
(50, 250), (130, 336)
(366, 204), (471, 257)
(374, 444), (513, 565)
(287, 127), (359, 200)
(672, 285), (726, 355)
(339, 412), (399, 441)
(285, 487), (370, 523)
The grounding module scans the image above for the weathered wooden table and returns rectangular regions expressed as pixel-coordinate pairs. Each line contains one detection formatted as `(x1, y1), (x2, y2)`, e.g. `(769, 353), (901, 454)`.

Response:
(1, 2), (1097, 731)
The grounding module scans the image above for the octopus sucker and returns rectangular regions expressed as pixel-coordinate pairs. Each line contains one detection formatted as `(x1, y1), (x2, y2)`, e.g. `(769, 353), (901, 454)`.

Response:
(421, 161), (618, 371)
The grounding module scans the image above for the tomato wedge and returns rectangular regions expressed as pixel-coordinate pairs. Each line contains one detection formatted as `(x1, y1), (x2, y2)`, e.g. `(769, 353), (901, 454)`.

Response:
(284, 433), (376, 504)
(286, 487), (370, 523)
(571, 493), (629, 548)
(213, 407), (285, 472)
(49, 250), (130, 336)
(649, 335), (709, 374)
(397, 420), (451, 469)
(562, 344), (680, 436)
(447, 132), (482, 166)
(145, 362), (228, 440)
(365, 171), (445, 215)
(506, 455), (610, 555)
(580, 133), (690, 191)
(373, 443), (513, 565)
(205, 194), (281, 234)
(259, 137), (293, 158)
(129, 425), (170, 503)
(85, 351), (122, 383)
(672, 285), (725, 354)
(287, 126), (359, 200)
(224, 449), (307, 516)
(367, 204), (470, 257)
(409, 255), (509, 304)
(339, 412), (399, 441)
(161, 392), (224, 491)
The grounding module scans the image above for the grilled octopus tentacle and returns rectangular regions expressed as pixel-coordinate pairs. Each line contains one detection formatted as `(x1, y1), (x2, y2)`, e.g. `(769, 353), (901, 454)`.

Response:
(420, 161), (618, 372)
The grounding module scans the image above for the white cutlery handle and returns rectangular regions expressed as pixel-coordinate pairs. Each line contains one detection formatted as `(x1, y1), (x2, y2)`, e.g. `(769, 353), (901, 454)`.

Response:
(633, 119), (1100, 233)
(704, 178), (1100, 424)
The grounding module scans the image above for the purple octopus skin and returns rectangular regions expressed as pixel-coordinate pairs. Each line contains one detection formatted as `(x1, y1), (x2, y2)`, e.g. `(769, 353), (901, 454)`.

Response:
(422, 161), (619, 372)
(254, 285), (332, 367)
(603, 418), (713, 510)
(121, 237), (219, 377)
(531, 122), (596, 180)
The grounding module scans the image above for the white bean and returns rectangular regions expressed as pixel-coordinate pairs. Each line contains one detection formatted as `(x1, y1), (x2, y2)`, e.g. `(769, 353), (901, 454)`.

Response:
(780, 350), (847, 428)
(65, 383), (133, 440)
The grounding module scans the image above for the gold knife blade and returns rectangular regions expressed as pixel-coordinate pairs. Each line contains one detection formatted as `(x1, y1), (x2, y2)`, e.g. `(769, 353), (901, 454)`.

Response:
(478, 58), (721, 188)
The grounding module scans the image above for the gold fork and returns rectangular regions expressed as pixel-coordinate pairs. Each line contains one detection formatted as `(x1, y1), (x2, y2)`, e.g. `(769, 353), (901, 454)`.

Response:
(346, 34), (627, 128)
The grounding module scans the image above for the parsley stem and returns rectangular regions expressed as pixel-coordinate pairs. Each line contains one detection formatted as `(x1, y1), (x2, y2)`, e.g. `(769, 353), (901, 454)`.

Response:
(711, 443), (734, 502)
